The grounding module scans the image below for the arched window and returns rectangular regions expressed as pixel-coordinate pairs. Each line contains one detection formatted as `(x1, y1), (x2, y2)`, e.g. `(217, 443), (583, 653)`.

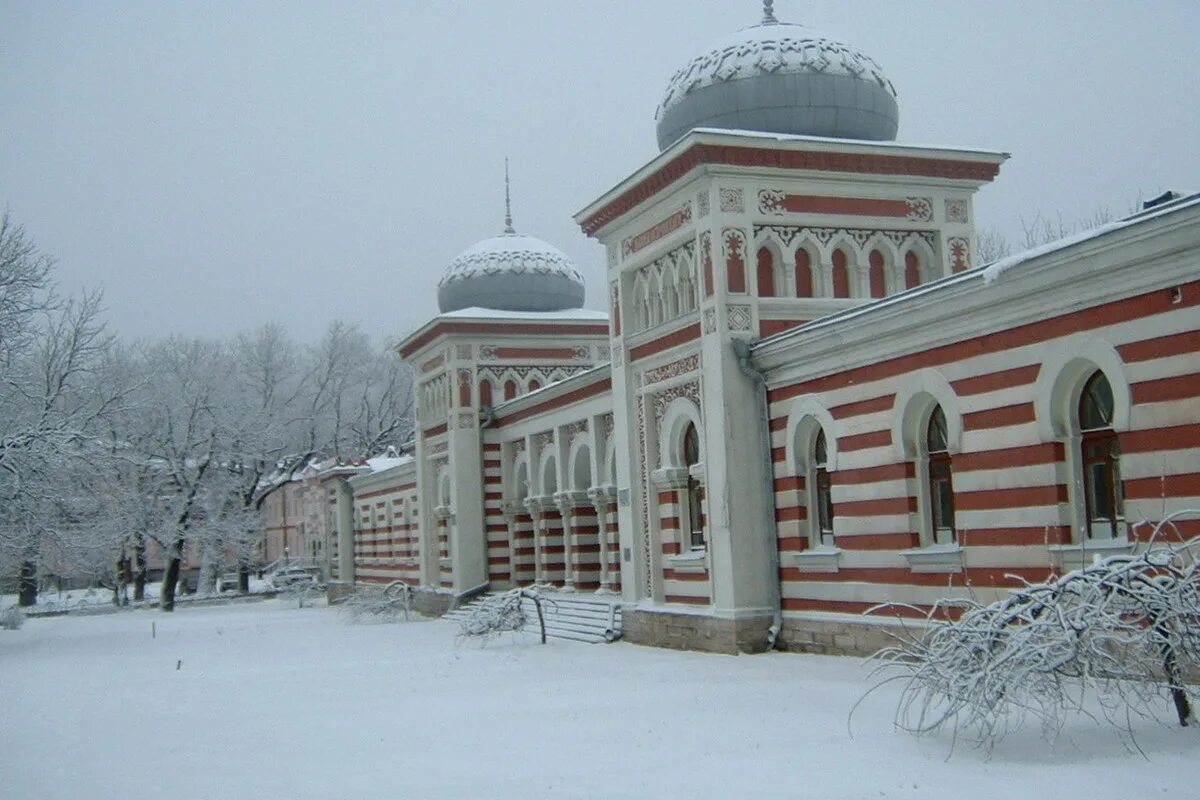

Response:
(812, 429), (834, 547)
(925, 405), (956, 545)
(832, 248), (850, 298)
(528, 379), (541, 393)
(868, 249), (886, 298)
(682, 422), (704, 549)
(904, 251), (921, 289)
(756, 247), (776, 297)
(794, 249), (813, 298)
(1078, 371), (1123, 539)
(479, 379), (493, 408)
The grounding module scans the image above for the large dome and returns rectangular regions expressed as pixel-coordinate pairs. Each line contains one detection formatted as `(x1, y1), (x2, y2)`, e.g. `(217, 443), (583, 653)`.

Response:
(654, 7), (899, 150)
(437, 232), (586, 314)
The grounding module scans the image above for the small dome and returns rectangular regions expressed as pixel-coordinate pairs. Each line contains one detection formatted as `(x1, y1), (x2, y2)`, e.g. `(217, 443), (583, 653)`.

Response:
(655, 10), (899, 150)
(437, 233), (586, 314)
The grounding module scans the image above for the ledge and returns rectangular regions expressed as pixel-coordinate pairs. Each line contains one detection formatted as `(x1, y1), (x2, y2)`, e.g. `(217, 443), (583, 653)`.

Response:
(899, 545), (964, 573)
(651, 467), (690, 490)
(666, 550), (709, 574)
(1047, 537), (1132, 571)
(780, 548), (841, 573)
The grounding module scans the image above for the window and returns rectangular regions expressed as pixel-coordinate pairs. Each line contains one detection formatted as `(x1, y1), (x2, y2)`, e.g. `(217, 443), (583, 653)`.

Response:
(832, 248), (850, 298)
(504, 379), (518, 400)
(479, 380), (493, 408)
(904, 251), (921, 289)
(756, 247), (776, 297)
(925, 405), (956, 545)
(794, 249), (814, 297)
(682, 422), (704, 549)
(868, 249), (886, 298)
(1078, 371), (1123, 539)
(812, 429), (834, 547)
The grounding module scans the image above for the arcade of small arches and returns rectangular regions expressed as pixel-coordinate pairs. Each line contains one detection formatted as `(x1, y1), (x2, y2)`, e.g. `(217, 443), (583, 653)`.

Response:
(475, 366), (587, 406)
(746, 228), (940, 301)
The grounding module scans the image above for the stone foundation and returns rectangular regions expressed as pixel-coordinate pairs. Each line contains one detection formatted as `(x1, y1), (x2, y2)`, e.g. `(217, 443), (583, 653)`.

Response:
(776, 615), (918, 657)
(623, 608), (774, 654)
(325, 581), (354, 605)
(411, 588), (456, 617)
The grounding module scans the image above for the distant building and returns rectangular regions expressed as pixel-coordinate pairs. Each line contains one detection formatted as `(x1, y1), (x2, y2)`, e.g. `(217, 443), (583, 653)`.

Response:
(335, 6), (1200, 654)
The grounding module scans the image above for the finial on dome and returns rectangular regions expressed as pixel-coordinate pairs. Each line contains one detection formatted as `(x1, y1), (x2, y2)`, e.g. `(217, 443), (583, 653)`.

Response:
(761, 0), (778, 24)
(503, 158), (515, 235)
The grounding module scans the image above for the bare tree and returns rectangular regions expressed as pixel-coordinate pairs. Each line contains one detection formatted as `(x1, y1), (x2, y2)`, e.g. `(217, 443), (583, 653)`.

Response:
(0, 215), (118, 605)
(861, 513), (1200, 750)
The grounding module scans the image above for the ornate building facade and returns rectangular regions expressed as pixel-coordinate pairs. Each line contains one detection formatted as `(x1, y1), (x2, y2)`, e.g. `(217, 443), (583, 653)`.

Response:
(336, 6), (1200, 654)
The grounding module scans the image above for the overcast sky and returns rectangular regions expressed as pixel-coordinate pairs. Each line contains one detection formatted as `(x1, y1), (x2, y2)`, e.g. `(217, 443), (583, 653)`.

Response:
(3, 1), (1198, 343)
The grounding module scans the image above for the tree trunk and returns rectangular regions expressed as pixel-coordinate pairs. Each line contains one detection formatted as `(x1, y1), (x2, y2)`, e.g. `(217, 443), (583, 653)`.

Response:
(238, 565), (250, 594)
(1156, 619), (1192, 727)
(17, 559), (38, 607)
(115, 556), (131, 607)
(132, 535), (147, 602)
(160, 550), (182, 612)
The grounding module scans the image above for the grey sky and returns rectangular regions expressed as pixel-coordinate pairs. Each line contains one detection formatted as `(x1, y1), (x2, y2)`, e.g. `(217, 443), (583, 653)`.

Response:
(3, 1), (1198, 343)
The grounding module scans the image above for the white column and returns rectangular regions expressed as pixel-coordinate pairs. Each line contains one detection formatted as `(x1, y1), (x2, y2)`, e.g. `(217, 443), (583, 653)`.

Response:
(524, 496), (545, 584)
(588, 485), (618, 592)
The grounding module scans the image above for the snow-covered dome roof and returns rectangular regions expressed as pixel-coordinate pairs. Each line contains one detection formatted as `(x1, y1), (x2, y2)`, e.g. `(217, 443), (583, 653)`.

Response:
(437, 163), (587, 314)
(437, 230), (585, 315)
(655, 3), (899, 150)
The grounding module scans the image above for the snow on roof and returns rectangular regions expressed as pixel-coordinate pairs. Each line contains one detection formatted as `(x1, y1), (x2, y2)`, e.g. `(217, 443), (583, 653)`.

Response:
(687, 128), (1009, 158)
(365, 454), (414, 473)
(982, 191), (1200, 286)
(437, 306), (609, 322)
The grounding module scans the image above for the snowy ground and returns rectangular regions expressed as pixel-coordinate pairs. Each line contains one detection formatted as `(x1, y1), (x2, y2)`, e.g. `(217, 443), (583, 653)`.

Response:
(1, 601), (1193, 800)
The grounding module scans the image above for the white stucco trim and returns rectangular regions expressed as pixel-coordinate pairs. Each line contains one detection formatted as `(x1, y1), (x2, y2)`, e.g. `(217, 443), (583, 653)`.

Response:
(1033, 335), (1132, 441)
(566, 437), (594, 492)
(658, 395), (703, 469)
(783, 395), (839, 474)
(891, 368), (963, 460)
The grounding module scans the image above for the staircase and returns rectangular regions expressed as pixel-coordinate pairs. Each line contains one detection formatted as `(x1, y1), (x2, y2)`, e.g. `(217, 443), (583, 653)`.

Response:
(445, 590), (623, 644)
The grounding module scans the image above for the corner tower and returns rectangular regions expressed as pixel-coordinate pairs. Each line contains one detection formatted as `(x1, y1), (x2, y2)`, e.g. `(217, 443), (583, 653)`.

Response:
(575, 4), (1007, 652)
(399, 166), (608, 594)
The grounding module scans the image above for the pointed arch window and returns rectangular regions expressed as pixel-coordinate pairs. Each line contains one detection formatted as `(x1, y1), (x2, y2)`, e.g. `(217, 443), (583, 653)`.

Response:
(904, 251), (921, 289)
(479, 379), (493, 408)
(1078, 371), (1123, 539)
(832, 249), (850, 298)
(868, 249), (886, 298)
(756, 247), (776, 297)
(794, 249), (814, 298)
(682, 422), (705, 549)
(503, 379), (518, 401)
(925, 405), (956, 545)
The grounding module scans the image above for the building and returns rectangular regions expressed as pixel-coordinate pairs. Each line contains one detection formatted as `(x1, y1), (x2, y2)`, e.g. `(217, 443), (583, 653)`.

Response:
(335, 5), (1200, 654)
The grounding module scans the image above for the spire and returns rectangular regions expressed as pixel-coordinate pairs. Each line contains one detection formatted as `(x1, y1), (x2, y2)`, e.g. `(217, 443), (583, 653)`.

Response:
(761, 0), (778, 24)
(503, 157), (515, 234)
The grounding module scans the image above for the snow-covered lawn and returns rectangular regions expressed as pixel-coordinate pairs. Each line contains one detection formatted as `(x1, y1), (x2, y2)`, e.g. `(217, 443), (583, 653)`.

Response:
(1, 601), (1193, 799)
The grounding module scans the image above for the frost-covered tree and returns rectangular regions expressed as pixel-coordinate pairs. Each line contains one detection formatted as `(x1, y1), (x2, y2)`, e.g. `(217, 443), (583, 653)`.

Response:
(864, 514), (1200, 748)
(0, 214), (119, 605)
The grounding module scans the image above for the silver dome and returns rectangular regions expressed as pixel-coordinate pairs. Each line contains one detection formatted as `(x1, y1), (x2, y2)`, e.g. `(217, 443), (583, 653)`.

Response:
(655, 19), (899, 151)
(437, 233), (586, 314)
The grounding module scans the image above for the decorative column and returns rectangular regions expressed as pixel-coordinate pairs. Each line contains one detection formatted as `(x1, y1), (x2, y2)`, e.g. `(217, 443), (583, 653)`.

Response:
(501, 501), (522, 588)
(524, 496), (546, 584)
(588, 485), (618, 592)
(554, 490), (589, 592)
